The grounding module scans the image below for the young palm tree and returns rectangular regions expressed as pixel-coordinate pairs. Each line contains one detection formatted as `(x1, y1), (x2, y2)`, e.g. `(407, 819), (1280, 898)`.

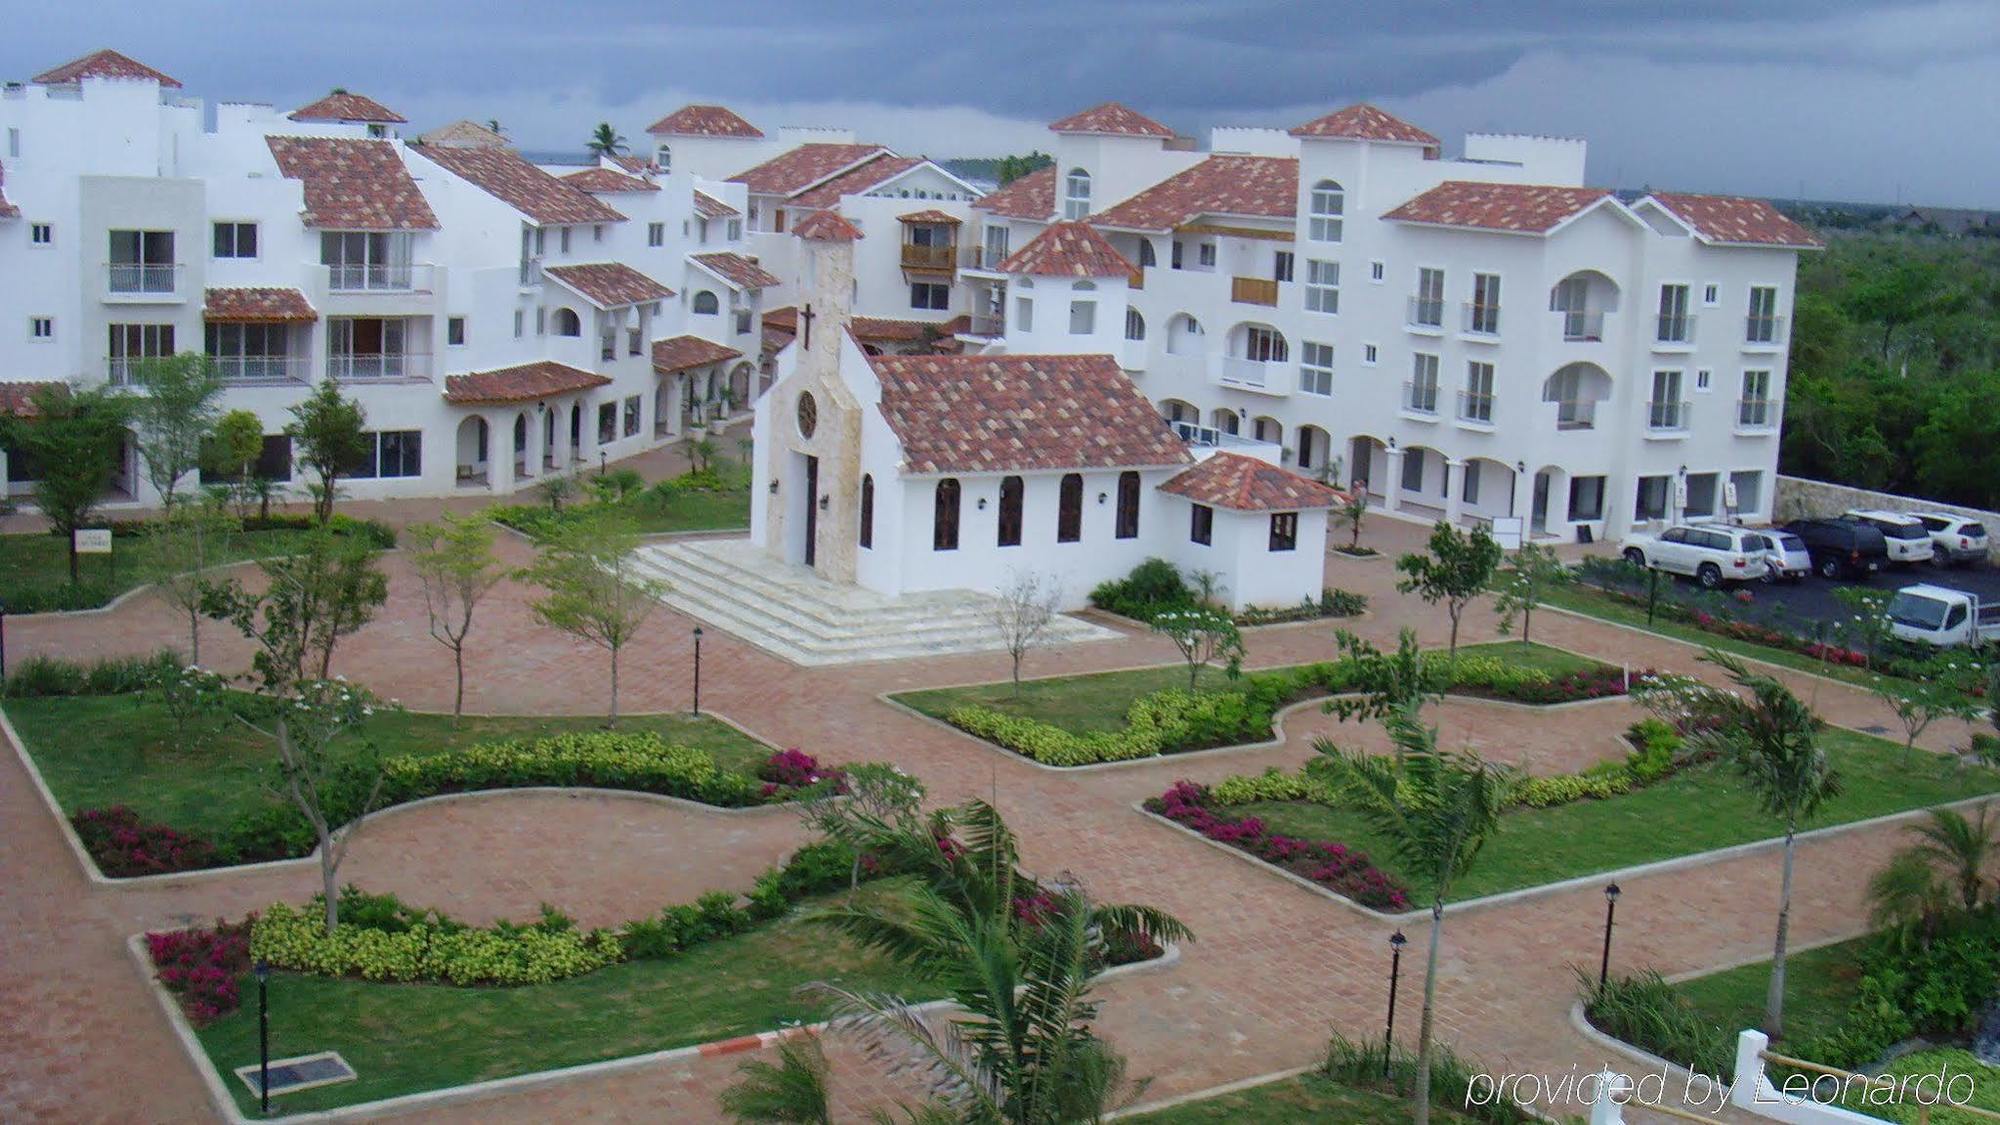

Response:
(586, 122), (628, 158)
(1866, 802), (1999, 947)
(719, 1034), (833, 1124)
(1907, 803), (1998, 911)
(1866, 849), (1953, 948)
(1311, 708), (1517, 1125)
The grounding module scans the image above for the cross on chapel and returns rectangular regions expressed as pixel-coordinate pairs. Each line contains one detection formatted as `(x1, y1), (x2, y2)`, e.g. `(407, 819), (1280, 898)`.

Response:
(799, 303), (816, 348)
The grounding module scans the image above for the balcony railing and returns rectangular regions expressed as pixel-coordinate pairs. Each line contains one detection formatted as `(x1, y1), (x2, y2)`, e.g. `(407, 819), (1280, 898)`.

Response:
(1557, 308), (1606, 342)
(105, 262), (182, 297)
(1403, 380), (1440, 415)
(1406, 296), (1444, 329)
(209, 354), (309, 383)
(1231, 276), (1279, 306)
(900, 243), (957, 272)
(327, 352), (432, 381)
(106, 357), (162, 385)
(1654, 313), (1697, 345)
(1462, 301), (1501, 336)
(969, 244), (1010, 271)
(328, 262), (434, 293)
(1647, 398), (1691, 431)
(1170, 419), (1267, 451)
(1737, 397), (1779, 429)
(1549, 399), (1598, 430)
(1744, 315), (1785, 345)
(1457, 390), (1494, 424)
(1221, 356), (1277, 389)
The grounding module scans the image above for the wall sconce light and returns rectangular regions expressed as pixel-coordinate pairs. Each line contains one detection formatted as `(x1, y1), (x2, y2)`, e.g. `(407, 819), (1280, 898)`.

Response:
(1515, 460), (1526, 475)
(976, 496), (988, 510)
(1678, 464), (1688, 476)
(818, 494), (830, 511)
(1387, 437), (1398, 451)
(768, 480), (780, 494)
(1097, 492), (1108, 505)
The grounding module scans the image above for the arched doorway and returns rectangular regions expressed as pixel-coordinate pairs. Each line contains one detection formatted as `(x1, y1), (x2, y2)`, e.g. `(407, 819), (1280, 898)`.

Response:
(1210, 408), (1240, 436)
(1543, 362), (1613, 430)
(455, 416), (489, 487)
(1295, 424), (1332, 476)
(1461, 457), (1517, 522)
(1399, 445), (1445, 515)
(513, 412), (531, 480)
(728, 362), (753, 415)
(1346, 436), (1386, 494)
(654, 381), (672, 438)
(1530, 465), (1569, 536)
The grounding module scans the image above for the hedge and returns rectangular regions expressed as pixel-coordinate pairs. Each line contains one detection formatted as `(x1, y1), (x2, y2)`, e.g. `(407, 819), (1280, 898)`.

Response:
(253, 901), (623, 986)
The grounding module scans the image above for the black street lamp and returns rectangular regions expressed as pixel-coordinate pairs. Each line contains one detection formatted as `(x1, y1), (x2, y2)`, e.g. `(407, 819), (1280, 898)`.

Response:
(1384, 930), (1407, 1076)
(254, 958), (271, 1115)
(691, 627), (703, 716)
(0, 598), (9, 679)
(1599, 882), (1622, 988)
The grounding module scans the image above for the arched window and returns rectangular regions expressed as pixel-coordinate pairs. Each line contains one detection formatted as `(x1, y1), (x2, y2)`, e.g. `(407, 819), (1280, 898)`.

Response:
(1057, 473), (1083, 543)
(1167, 314), (1204, 355)
(933, 478), (960, 551)
(552, 307), (581, 336)
(1214, 410), (1240, 436)
(1309, 179), (1344, 242)
(997, 475), (1024, 546)
(859, 474), (874, 549)
(1125, 308), (1146, 341)
(1115, 470), (1140, 539)
(693, 291), (720, 315)
(1138, 239), (1157, 268)
(656, 144), (672, 174)
(1064, 168), (1091, 220)
(1239, 324), (1288, 362)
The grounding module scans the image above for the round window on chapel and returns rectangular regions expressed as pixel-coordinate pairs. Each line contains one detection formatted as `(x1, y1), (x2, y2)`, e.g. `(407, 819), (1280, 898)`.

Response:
(796, 391), (818, 439)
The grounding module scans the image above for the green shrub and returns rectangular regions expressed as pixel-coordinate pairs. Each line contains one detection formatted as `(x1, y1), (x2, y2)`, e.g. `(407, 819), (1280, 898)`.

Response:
(1321, 1032), (1539, 1124)
(252, 901), (623, 986)
(1233, 588), (1369, 626)
(1582, 970), (1734, 1080)
(1514, 771), (1632, 808)
(1088, 558), (1196, 622)
(4, 650), (179, 697)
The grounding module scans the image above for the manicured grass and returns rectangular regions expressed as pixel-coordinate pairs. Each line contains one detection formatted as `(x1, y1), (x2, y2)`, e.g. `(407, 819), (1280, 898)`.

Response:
(624, 484), (751, 534)
(1542, 582), (1882, 687)
(893, 641), (1602, 736)
(1671, 936), (1868, 1050)
(1128, 1072), (1481, 1123)
(190, 882), (934, 1116)
(8, 694), (771, 837)
(1871, 1049), (2000, 1122)
(1220, 728), (2000, 902)
(0, 526), (315, 612)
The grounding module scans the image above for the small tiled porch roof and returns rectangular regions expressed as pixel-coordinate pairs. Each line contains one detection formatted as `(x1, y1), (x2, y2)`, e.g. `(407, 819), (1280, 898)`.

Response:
(544, 262), (674, 308)
(651, 335), (742, 374)
(203, 287), (318, 323)
(1159, 452), (1345, 511)
(443, 361), (610, 405)
(689, 251), (781, 291)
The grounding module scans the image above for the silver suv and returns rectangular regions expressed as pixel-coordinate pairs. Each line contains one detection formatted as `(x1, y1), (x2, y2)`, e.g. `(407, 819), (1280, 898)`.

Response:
(1619, 523), (1774, 588)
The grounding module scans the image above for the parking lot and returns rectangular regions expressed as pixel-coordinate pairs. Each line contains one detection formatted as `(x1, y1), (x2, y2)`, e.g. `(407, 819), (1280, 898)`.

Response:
(1618, 548), (2000, 643)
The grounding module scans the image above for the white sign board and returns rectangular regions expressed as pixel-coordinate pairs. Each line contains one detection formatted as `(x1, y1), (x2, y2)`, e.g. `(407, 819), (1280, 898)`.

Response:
(1491, 516), (1525, 551)
(73, 528), (112, 555)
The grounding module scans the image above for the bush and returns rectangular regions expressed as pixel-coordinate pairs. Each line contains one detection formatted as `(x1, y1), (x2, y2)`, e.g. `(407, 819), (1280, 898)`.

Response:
(1233, 588), (1369, 626)
(1322, 1032), (1540, 1125)
(1088, 558), (1196, 622)
(758, 748), (841, 790)
(72, 805), (219, 875)
(147, 919), (252, 1025)
(1582, 969), (1734, 1080)
(252, 900), (623, 986)
(1146, 781), (1410, 910)
(0, 581), (123, 614)
(4, 650), (178, 697)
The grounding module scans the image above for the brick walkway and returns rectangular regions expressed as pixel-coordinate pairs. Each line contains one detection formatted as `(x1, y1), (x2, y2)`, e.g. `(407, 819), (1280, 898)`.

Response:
(0, 511), (1979, 1122)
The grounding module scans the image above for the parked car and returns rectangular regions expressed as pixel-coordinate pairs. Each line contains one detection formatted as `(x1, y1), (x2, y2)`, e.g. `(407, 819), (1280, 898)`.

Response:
(1760, 530), (1812, 583)
(1618, 524), (1770, 588)
(1782, 518), (1890, 580)
(1842, 509), (1935, 566)
(1911, 513), (1989, 568)
(1886, 584), (2000, 648)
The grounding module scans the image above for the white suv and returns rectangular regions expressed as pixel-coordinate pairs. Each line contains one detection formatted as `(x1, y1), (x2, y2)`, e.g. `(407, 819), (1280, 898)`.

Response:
(1619, 524), (1773, 588)
(1843, 509), (1936, 566)
(1911, 513), (1989, 568)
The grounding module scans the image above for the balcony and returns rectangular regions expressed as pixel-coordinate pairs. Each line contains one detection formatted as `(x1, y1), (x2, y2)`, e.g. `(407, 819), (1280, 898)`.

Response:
(209, 355), (310, 383)
(1653, 313), (1698, 349)
(1646, 398), (1691, 434)
(1218, 355), (1290, 394)
(1169, 419), (1280, 457)
(1456, 390), (1495, 428)
(965, 244), (1010, 273)
(1744, 315), (1786, 349)
(327, 352), (432, 381)
(1230, 276), (1278, 307)
(1402, 380), (1441, 417)
(1461, 301), (1501, 338)
(329, 262), (435, 293)
(1548, 399), (1598, 431)
(965, 313), (1006, 338)
(1556, 308), (1607, 342)
(1736, 396), (1780, 432)
(518, 257), (543, 287)
(900, 243), (957, 273)
(1406, 296), (1445, 333)
(104, 262), (184, 301)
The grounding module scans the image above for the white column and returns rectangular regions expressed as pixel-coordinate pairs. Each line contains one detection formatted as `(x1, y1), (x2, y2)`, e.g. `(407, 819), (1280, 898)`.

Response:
(523, 408), (543, 480)
(489, 411), (515, 495)
(1444, 459), (1466, 526)
(1383, 447), (1404, 513)
(1508, 464), (1527, 520)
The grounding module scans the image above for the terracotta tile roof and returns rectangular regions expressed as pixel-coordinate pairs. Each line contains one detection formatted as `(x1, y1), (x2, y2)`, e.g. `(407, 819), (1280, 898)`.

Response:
(418, 120), (511, 149)
(869, 353), (1192, 474)
(898, 209), (961, 225)
(203, 287), (318, 323)
(1048, 102), (1173, 138)
(561, 167), (659, 194)
(414, 145), (625, 226)
(33, 49), (179, 87)
(764, 307), (939, 343)
(693, 191), (740, 219)
(730, 143), (887, 196)
(646, 104), (764, 138)
(1089, 155), (1298, 231)
(1288, 103), (1439, 147)
(1382, 181), (1615, 234)
(690, 251), (781, 290)
(544, 263), (674, 308)
(973, 166), (1056, 220)
(790, 155), (922, 208)
(651, 335), (742, 373)
(0, 162), (17, 219)
(265, 137), (440, 231)
(1160, 452), (1344, 511)
(289, 92), (407, 124)
(443, 361), (611, 405)
(996, 221), (1138, 281)
(1645, 192), (1823, 249)
(608, 154), (655, 175)
(0, 382), (66, 419)
(791, 210), (864, 241)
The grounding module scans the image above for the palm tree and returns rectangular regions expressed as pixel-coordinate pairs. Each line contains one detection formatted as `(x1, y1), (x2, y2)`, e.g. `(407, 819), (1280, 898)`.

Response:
(1312, 707), (1517, 1125)
(1679, 651), (1841, 1040)
(586, 122), (628, 159)
(1866, 849), (1952, 948)
(1867, 803), (1998, 948)
(1907, 803), (1998, 911)
(719, 1034), (832, 1124)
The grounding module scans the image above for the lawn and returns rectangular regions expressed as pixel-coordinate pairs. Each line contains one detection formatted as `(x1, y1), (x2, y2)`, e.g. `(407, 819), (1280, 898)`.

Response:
(1543, 582), (1884, 688)
(1128, 1072), (1482, 1123)
(1217, 728), (2000, 902)
(8, 694), (771, 837)
(624, 482), (751, 534)
(893, 641), (1603, 736)
(0, 526), (315, 612)
(190, 882), (935, 1116)
(1670, 936), (1869, 1052)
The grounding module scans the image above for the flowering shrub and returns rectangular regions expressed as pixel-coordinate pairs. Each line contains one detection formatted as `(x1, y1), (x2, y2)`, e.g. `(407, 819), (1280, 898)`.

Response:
(72, 806), (218, 876)
(253, 901), (623, 986)
(147, 919), (251, 1024)
(1146, 781), (1411, 910)
(757, 748), (844, 794)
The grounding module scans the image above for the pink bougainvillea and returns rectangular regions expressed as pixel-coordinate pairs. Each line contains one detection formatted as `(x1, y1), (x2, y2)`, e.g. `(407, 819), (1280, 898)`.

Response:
(1148, 782), (1411, 910)
(758, 749), (846, 792)
(147, 918), (252, 1025)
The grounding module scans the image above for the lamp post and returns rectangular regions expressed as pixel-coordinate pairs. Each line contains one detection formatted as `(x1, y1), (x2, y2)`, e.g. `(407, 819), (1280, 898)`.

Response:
(1599, 882), (1621, 988)
(598, 450), (608, 477)
(0, 598), (9, 678)
(691, 627), (703, 716)
(254, 958), (271, 1115)
(1384, 930), (1407, 1075)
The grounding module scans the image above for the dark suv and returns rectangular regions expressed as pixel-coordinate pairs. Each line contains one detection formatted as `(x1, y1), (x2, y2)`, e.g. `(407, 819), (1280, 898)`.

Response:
(1782, 518), (1890, 580)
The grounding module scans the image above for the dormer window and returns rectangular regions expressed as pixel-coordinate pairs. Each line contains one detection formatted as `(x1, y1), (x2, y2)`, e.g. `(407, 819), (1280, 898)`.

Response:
(656, 144), (671, 173)
(1064, 168), (1091, 220)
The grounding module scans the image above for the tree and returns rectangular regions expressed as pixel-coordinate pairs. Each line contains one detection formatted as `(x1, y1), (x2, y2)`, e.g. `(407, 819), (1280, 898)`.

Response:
(248, 677), (388, 933)
(205, 408), (266, 520)
(1641, 651), (1840, 1039)
(406, 513), (507, 720)
(990, 570), (1062, 694)
(1333, 488), (1370, 553)
(586, 122), (628, 158)
(1396, 521), (1502, 658)
(285, 379), (369, 526)
(992, 150), (1053, 186)
(144, 494), (237, 665)
(791, 762), (926, 890)
(1493, 542), (1572, 646)
(1311, 710), (1517, 1125)
(206, 525), (390, 685)
(1148, 606), (1244, 691)
(128, 352), (225, 511)
(1865, 804), (1997, 950)
(3, 384), (133, 583)
(719, 1034), (833, 1124)
(1325, 627), (1443, 725)
(517, 512), (665, 725)
(1870, 661), (1981, 764)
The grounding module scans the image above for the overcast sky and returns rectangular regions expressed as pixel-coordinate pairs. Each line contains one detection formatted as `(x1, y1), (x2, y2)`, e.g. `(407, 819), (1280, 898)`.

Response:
(9, 1), (1997, 207)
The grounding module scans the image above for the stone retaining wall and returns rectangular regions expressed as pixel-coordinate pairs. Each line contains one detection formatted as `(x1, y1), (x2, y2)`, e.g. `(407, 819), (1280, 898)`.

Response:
(1775, 475), (2000, 561)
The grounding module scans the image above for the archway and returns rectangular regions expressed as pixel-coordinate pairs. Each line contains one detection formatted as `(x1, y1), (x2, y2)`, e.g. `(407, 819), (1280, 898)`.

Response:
(1345, 435), (1386, 494)
(1461, 457), (1518, 522)
(553, 307), (582, 337)
(1165, 314), (1204, 356)
(1158, 398), (1197, 426)
(1251, 415), (1282, 448)
(728, 362), (753, 414)
(654, 380), (672, 437)
(1549, 269), (1622, 341)
(455, 416), (489, 487)
(1543, 362), (1613, 430)
(1530, 464), (1570, 536)
(1399, 445), (1446, 515)
(1295, 424), (1332, 475)
(1210, 408), (1240, 436)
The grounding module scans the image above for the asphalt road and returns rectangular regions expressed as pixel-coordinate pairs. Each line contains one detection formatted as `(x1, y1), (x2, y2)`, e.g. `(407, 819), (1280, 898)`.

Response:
(1622, 554), (2000, 642)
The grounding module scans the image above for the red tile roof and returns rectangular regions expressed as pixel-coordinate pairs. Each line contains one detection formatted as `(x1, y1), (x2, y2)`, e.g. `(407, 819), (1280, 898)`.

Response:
(765, 307), (942, 343)
(288, 91), (407, 124)
(1089, 155), (1298, 231)
(651, 335), (743, 374)
(898, 209), (961, 225)
(973, 166), (1056, 220)
(561, 167), (659, 194)
(0, 162), (17, 219)
(1160, 452), (1344, 511)
(0, 382), (66, 419)
(265, 137), (440, 231)
(544, 262), (674, 308)
(790, 155), (924, 209)
(443, 361), (611, 405)
(1288, 103), (1439, 147)
(1382, 181), (1615, 234)
(690, 251), (781, 290)
(1048, 102), (1173, 138)
(869, 353), (1192, 474)
(1645, 192), (1823, 249)
(996, 221), (1138, 281)
(730, 143), (887, 196)
(203, 288), (317, 323)
(415, 145), (625, 226)
(608, 154), (654, 174)
(791, 210), (864, 242)
(33, 49), (179, 87)
(693, 191), (740, 219)
(418, 120), (511, 149)
(646, 104), (764, 138)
